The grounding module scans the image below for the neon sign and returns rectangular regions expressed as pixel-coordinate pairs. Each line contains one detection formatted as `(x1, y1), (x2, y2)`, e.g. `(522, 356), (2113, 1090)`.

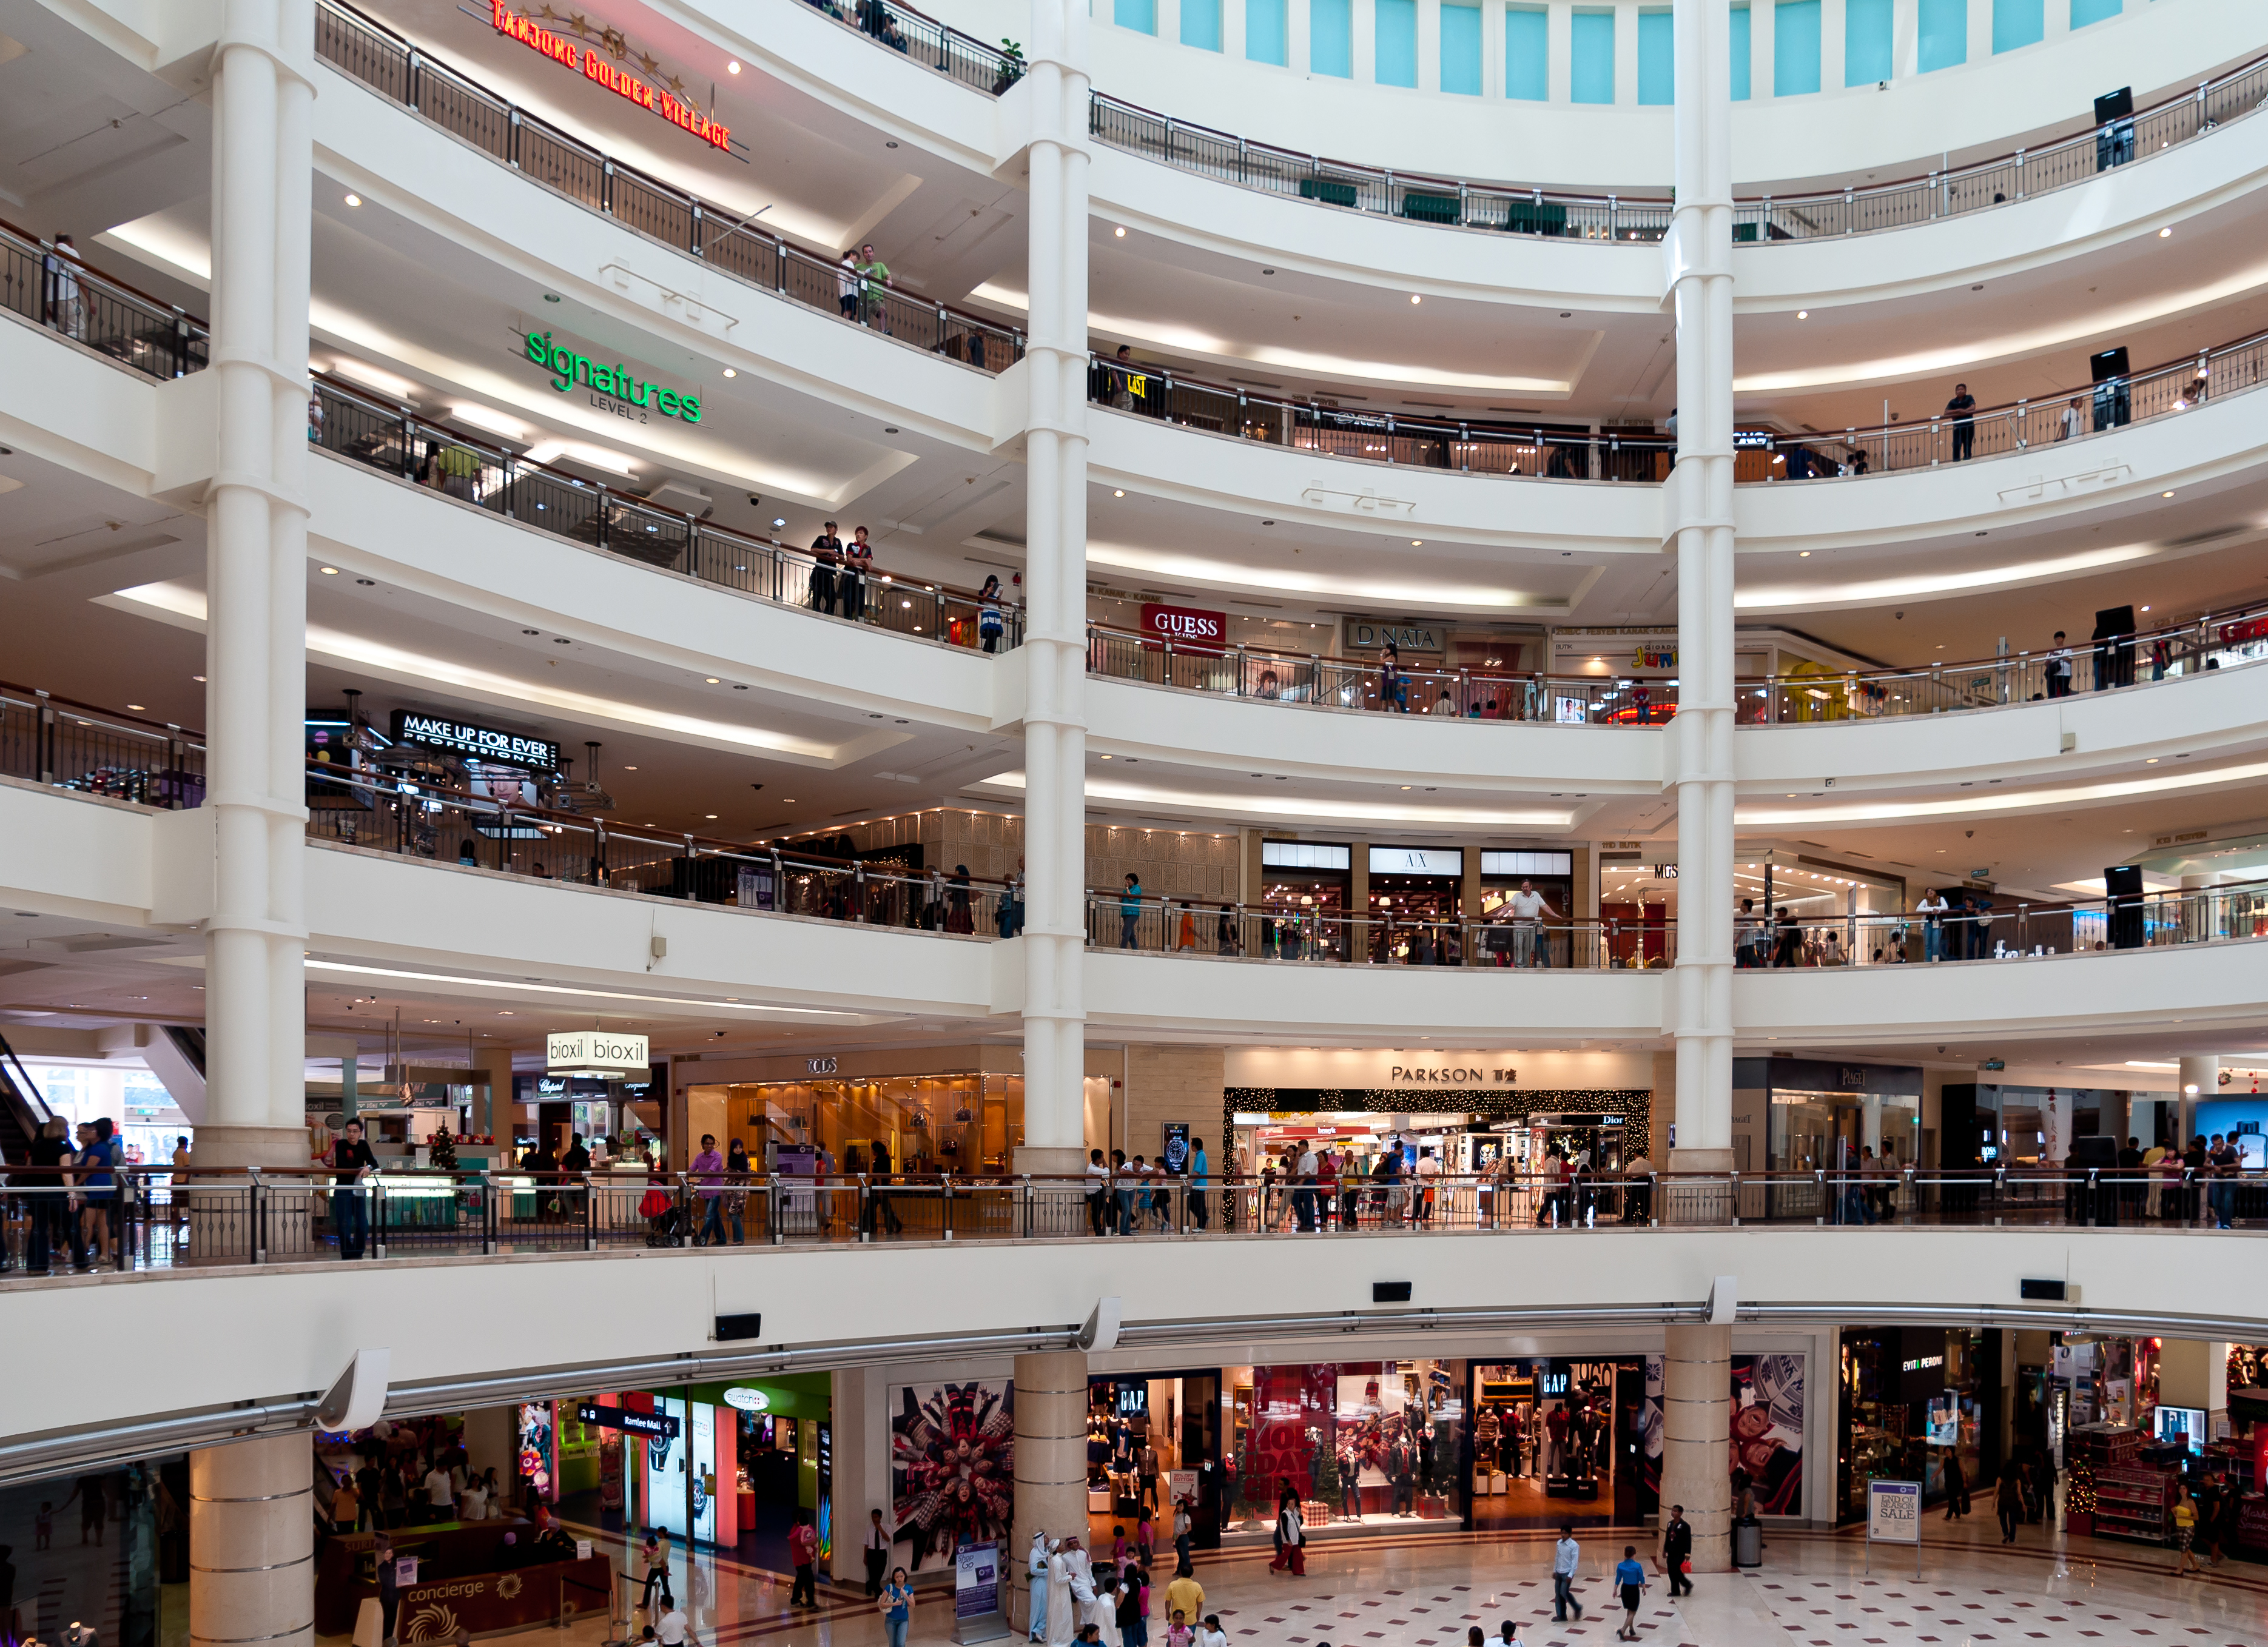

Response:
(525, 331), (702, 422)
(491, 4), (732, 152)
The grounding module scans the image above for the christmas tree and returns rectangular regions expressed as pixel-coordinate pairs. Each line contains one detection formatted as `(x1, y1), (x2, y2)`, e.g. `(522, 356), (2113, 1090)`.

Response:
(428, 1125), (459, 1170)
(1308, 1423), (1339, 1519)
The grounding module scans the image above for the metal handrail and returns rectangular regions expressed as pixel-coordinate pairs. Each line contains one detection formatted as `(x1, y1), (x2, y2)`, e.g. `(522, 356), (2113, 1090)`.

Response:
(314, 1), (1025, 369)
(1751, 321), (2268, 478)
(312, 375), (1025, 651)
(1738, 878), (2268, 965)
(1088, 46), (2268, 242)
(1089, 893), (1675, 969)
(1089, 355), (1671, 480)
(0, 212), (209, 380)
(39, 1163), (2268, 1278)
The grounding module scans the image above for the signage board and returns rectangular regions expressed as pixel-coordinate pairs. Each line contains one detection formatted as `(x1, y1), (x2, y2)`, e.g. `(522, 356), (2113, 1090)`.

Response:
(1345, 618), (1445, 653)
(1369, 846), (1464, 877)
(575, 1402), (681, 1440)
(391, 710), (560, 772)
(1733, 429), (1777, 449)
(490, 2), (733, 150)
(1138, 603), (1228, 655)
(1867, 1480), (1920, 1544)
(952, 1540), (1008, 1645)
(525, 330), (702, 423)
(547, 1030), (650, 1074)
(722, 1386), (772, 1413)
(1161, 1123), (1191, 1173)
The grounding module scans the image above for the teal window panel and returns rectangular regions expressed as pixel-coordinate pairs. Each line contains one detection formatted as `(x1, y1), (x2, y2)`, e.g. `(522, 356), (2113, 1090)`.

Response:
(1917, 0), (1965, 69)
(1571, 8), (1615, 102)
(1637, 9), (1673, 103)
(1441, 2), (1481, 93)
(1992, 0), (2043, 52)
(1506, 5), (1548, 98)
(1730, 5), (1751, 98)
(1311, 0), (1352, 76)
(1773, 0), (1820, 94)
(1114, 0), (1155, 34)
(1181, 0), (1222, 49)
(1845, 0), (1892, 82)
(2070, 0), (2119, 23)
(1376, 0), (1417, 85)
(1247, 0), (1288, 64)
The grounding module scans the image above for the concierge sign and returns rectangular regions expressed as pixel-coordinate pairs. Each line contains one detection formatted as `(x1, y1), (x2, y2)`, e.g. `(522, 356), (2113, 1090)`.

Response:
(1139, 603), (1227, 656)
(548, 1030), (650, 1075)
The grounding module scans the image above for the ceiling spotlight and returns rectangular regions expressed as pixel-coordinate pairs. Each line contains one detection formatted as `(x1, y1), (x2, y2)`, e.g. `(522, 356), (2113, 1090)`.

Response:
(344, 193), (362, 207)
(727, 59), (741, 72)
(1409, 294), (1421, 304)
(543, 293), (561, 303)
(127, 703), (145, 711)
(2159, 226), (2172, 237)
(1410, 539), (1422, 546)
(722, 367), (737, 378)
(705, 677), (721, 684)
(705, 813), (719, 820)
(1798, 550), (1811, 557)
(1795, 309), (1808, 319)
(2162, 491), (2175, 498)
(1114, 489), (1125, 497)
(320, 565), (339, 574)
(1114, 226), (1126, 238)
(193, 674), (206, 682)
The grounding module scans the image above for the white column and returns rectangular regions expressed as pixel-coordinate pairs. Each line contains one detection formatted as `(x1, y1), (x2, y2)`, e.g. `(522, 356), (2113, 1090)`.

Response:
(1011, 1350), (1090, 1632)
(2176, 1055), (2216, 1149)
(1020, 0), (1092, 1176)
(191, 1435), (315, 1647)
(1862, 1093), (1882, 1152)
(1668, 0), (1735, 1189)
(1546, 2), (1572, 99)
(203, 0), (315, 1171)
(1660, 1324), (1731, 1571)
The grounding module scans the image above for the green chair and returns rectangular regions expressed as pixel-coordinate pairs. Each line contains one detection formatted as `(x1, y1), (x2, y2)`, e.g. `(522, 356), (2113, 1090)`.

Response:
(1399, 191), (1460, 225)
(1732, 221), (1759, 243)
(1298, 178), (1361, 208)
(1502, 200), (1569, 236)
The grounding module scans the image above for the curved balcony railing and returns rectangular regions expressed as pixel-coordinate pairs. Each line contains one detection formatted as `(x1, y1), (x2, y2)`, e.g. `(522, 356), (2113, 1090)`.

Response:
(1755, 324), (2268, 479)
(1089, 357), (1674, 478)
(1088, 597), (2268, 726)
(33, 1161), (2268, 1276)
(312, 376), (1024, 651)
(315, 1), (1023, 368)
(1087, 48), (2268, 242)
(788, 0), (1022, 94)
(0, 213), (206, 380)
(1091, 894), (1675, 968)
(1744, 883), (2268, 966)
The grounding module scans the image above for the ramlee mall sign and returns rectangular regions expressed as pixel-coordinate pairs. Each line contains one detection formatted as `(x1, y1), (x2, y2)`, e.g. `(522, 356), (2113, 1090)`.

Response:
(491, 4), (733, 152)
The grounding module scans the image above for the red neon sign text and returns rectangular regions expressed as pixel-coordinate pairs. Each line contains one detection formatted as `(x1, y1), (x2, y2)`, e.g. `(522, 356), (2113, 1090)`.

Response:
(491, 4), (732, 152)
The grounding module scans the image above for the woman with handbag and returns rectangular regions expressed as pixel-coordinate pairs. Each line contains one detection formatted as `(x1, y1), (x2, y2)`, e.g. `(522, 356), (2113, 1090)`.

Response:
(723, 1141), (752, 1244)
(638, 1146), (676, 1246)
(1268, 1483), (1305, 1575)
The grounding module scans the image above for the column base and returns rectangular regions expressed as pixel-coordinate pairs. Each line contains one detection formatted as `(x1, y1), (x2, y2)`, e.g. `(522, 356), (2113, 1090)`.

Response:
(192, 1124), (317, 1170)
(187, 1127), (321, 1266)
(1015, 1145), (1091, 1176)
(1661, 1323), (1732, 1575)
(1665, 1147), (1737, 1225)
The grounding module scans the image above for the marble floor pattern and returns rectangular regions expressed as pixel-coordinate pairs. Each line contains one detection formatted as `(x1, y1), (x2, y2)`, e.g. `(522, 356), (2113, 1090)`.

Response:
(419, 1509), (2268, 1647)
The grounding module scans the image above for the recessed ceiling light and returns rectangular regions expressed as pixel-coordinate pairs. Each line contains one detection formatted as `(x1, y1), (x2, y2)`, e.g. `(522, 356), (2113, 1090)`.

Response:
(884, 426), (899, 434)
(1797, 550), (1811, 557)
(705, 813), (719, 819)
(722, 367), (737, 378)
(344, 193), (361, 207)
(523, 628), (539, 635)
(554, 637), (570, 645)
(2145, 757), (2159, 764)
(1114, 226), (1126, 238)
(2162, 491), (2175, 498)
(1796, 309), (1808, 319)
(543, 293), (560, 303)
(127, 703), (145, 711)
(1100, 754), (1112, 760)
(357, 577), (375, 585)
(320, 566), (338, 574)
(623, 766), (638, 771)
(193, 674), (206, 682)
(705, 677), (721, 684)
(783, 798), (795, 802)
(886, 140), (898, 148)
(2159, 226), (2172, 237)
(1114, 489), (1125, 497)
(727, 59), (741, 72)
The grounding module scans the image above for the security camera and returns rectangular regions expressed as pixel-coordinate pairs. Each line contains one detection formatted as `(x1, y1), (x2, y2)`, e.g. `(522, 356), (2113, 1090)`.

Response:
(750, 783), (764, 792)
(747, 494), (762, 508)
(1965, 830), (1974, 839)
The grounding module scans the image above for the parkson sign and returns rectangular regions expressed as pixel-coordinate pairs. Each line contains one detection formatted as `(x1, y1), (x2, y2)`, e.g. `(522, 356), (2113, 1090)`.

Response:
(525, 331), (702, 423)
(490, 4), (733, 153)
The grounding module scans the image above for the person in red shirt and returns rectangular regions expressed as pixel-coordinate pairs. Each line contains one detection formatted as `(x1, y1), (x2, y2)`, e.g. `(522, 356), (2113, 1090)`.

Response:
(790, 1511), (821, 1608)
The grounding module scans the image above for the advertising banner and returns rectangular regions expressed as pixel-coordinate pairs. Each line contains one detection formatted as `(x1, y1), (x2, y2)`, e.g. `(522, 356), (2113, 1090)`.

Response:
(952, 1540), (1008, 1644)
(1868, 1479), (1920, 1541)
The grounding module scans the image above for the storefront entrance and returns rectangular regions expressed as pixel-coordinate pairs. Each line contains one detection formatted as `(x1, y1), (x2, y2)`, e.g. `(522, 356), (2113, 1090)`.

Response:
(1085, 1372), (1223, 1551)
(1469, 1360), (1652, 1528)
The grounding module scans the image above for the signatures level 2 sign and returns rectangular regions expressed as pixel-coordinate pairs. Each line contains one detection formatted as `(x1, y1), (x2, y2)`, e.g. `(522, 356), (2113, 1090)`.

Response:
(491, 4), (733, 151)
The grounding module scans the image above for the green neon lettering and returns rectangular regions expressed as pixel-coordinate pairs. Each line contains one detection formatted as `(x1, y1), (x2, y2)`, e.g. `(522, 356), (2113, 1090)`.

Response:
(525, 330), (546, 365)
(656, 388), (680, 416)
(681, 395), (701, 423)
(547, 343), (574, 392)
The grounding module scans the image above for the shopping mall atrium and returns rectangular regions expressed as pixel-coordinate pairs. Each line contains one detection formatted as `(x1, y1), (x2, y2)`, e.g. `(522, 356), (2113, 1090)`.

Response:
(3, 0), (2268, 1640)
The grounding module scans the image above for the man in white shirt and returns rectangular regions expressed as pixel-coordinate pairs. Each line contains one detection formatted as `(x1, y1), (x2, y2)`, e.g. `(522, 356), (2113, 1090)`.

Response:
(1550, 1524), (1584, 1623)
(423, 1463), (453, 1518)
(656, 1604), (696, 1647)
(2045, 631), (2074, 698)
(1294, 1146), (1320, 1232)
(2057, 395), (2082, 441)
(1507, 880), (1559, 969)
(1413, 1148), (1441, 1226)
(1085, 1148), (1111, 1237)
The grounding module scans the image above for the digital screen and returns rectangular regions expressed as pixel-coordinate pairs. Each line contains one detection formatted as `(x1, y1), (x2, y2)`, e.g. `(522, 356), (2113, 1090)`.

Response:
(2153, 1406), (2207, 1451)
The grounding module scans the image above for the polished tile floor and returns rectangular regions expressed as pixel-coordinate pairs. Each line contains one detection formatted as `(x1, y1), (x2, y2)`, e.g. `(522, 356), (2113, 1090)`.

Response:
(517, 1509), (2268, 1647)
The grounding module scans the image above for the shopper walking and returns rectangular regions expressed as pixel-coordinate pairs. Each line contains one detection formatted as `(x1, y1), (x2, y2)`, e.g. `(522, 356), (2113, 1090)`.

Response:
(1995, 1455), (2024, 1544)
(691, 1134), (727, 1246)
(789, 1511), (821, 1607)
(2173, 1489), (2202, 1574)
(1660, 1504), (1693, 1595)
(1120, 874), (1143, 948)
(881, 1567), (915, 1647)
(1613, 1546), (1646, 1641)
(978, 575), (1008, 652)
(869, 1510), (896, 1601)
(1188, 1136), (1210, 1230)
(1267, 1488), (1305, 1576)
(1507, 879), (1558, 968)
(1169, 1505), (1196, 1583)
(1945, 383), (1977, 461)
(1550, 1525), (1584, 1622)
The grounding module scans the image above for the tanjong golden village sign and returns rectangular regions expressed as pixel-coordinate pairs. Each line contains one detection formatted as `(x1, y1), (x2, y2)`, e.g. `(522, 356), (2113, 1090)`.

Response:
(491, 4), (733, 152)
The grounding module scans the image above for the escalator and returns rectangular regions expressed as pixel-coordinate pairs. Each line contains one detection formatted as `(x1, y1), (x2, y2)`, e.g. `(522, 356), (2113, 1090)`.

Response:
(164, 1024), (206, 1076)
(0, 1027), (54, 1162)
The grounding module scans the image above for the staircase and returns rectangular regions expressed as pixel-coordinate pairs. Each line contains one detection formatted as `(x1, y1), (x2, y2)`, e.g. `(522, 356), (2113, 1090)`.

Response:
(0, 1028), (53, 1162)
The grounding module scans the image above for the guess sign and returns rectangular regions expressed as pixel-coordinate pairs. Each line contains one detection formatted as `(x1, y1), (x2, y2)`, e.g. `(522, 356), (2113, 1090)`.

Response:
(1139, 603), (1227, 656)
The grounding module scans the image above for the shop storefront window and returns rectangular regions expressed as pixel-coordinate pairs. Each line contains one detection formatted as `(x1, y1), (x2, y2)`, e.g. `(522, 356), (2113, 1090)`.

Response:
(1222, 1361), (1464, 1530)
(687, 1075), (1025, 1174)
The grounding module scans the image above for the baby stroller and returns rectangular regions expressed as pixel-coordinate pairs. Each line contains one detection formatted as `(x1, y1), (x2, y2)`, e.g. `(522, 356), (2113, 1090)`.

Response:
(640, 1186), (684, 1247)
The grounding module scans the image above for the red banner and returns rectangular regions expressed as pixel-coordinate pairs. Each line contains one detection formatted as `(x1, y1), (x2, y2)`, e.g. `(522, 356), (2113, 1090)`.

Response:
(1139, 603), (1228, 656)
